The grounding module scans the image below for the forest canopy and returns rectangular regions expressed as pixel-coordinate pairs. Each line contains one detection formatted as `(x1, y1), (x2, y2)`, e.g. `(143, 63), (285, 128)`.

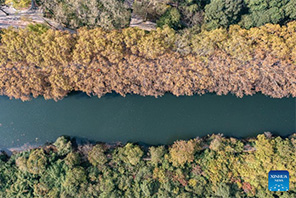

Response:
(0, 133), (295, 197)
(0, 22), (296, 101)
(2, 0), (296, 31)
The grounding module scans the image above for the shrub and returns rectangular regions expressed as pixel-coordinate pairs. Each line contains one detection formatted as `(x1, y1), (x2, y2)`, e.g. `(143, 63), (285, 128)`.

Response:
(5, 0), (31, 9)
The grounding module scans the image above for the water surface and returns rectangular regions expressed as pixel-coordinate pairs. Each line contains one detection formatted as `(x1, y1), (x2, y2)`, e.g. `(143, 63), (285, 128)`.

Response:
(0, 93), (295, 148)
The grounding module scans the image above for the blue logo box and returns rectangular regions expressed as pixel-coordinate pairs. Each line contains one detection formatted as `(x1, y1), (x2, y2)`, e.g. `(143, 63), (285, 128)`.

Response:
(268, 170), (289, 191)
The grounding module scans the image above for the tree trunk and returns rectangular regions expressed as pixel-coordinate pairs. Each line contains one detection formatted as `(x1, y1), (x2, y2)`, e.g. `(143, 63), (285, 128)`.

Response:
(29, 0), (37, 10)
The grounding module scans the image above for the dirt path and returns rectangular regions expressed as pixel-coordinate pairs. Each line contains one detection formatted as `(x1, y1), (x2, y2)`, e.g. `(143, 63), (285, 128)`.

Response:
(0, 3), (155, 32)
(0, 5), (75, 33)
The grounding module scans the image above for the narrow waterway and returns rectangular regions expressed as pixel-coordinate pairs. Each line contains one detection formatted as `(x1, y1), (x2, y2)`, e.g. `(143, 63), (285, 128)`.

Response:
(0, 93), (295, 148)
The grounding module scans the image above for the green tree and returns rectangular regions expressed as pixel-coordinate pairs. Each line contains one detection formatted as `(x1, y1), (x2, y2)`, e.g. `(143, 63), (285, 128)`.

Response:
(54, 136), (73, 156)
(284, 0), (296, 20)
(37, 159), (68, 197)
(204, 0), (245, 29)
(15, 156), (28, 172)
(157, 7), (181, 29)
(173, 0), (208, 29)
(40, 0), (131, 29)
(239, 0), (289, 29)
(115, 143), (144, 166)
(65, 152), (81, 168)
(215, 183), (231, 198)
(62, 166), (87, 196)
(26, 149), (47, 175)
(88, 144), (108, 166)
(133, 0), (168, 21)
(149, 146), (165, 165)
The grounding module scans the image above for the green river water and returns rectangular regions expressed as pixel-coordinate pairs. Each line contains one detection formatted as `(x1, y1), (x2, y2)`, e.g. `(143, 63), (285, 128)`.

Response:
(0, 93), (295, 148)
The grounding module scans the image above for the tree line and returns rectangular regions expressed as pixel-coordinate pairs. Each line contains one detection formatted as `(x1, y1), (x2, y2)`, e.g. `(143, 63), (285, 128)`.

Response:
(0, 22), (296, 101)
(3, 0), (296, 31)
(0, 133), (295, 197)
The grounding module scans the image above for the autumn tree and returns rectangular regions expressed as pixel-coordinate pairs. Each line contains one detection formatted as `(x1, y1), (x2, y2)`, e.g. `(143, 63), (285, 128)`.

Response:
(169, 139), (198, 167)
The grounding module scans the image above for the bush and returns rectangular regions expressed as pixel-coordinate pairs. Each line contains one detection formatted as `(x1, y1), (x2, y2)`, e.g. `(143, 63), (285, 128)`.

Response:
(26, 23), (49, 34)
(5, 0), (31, 9)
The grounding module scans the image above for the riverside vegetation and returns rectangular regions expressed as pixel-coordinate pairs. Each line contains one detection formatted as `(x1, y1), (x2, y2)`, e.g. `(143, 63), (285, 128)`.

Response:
(1, 1), (296, 197)
(0, 133), (295, 197)
(1, 22), (296, 101)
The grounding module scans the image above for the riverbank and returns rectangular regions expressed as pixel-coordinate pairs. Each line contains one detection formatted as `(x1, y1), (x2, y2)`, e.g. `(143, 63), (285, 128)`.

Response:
(0, 133), (295, 197)
(2, 131), (283, 155)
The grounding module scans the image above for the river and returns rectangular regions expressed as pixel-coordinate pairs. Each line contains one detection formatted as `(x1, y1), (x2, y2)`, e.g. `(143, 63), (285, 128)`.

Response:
(0, 93), (295, 148)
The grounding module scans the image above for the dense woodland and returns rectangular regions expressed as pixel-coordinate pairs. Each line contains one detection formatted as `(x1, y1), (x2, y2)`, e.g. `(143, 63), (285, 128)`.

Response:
(0, 133), (295, 197)
(0, 22), (296, 100)
(3, 0), (296, 31)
